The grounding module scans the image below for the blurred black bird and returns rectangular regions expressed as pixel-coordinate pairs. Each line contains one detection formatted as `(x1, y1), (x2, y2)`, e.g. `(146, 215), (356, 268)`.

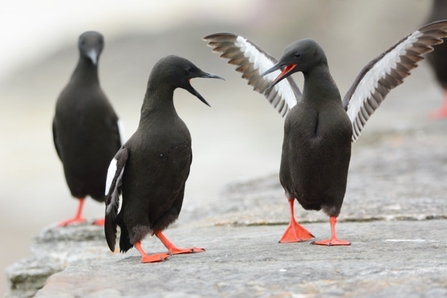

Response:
(53, 31), (122, 227)
(205, 20), (447, 245)
(425, 0), (447, 118)
(104, 55), (223, 263)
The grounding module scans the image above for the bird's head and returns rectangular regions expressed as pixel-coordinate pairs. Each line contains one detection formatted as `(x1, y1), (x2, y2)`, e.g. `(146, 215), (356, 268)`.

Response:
(78, 31), (104, 65)
(262, 39), (327, 89)
(149, 55), (224, 107)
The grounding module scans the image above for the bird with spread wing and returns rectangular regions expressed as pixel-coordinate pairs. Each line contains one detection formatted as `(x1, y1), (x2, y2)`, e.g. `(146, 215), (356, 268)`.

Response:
(204, 20), (447, 245)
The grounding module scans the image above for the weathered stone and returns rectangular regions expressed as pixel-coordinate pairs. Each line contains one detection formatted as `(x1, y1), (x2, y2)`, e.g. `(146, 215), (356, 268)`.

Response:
(33, 220), (447, 298)
(5, 126), (447, 297)
(6, 259), (62, 298)
(6, 224), (109, 297)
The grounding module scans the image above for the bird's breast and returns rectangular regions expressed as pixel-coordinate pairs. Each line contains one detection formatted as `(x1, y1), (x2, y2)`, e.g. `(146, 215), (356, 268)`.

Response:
(286, 101), (351, 141)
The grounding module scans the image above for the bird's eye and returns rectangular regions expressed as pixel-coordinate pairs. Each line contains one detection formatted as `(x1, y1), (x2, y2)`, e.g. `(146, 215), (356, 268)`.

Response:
(294, 52), (301, 58)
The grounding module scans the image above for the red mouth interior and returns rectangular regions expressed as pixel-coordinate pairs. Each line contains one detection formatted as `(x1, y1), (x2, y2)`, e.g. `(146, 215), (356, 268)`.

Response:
(280, 64), (297, 77)
(273, 64), (297, 85)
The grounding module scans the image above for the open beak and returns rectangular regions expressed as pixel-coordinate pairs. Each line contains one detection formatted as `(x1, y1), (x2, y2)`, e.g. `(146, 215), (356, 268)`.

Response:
(262, 63), (297, 89)
(186, 72), (224, 107)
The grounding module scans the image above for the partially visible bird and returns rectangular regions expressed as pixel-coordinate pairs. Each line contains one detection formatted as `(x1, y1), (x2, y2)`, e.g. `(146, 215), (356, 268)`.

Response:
(104, 55), (223, 263)
(205, 20), (447, 245)
(53, 31), (122, 227)
(425, 0), (447, 118)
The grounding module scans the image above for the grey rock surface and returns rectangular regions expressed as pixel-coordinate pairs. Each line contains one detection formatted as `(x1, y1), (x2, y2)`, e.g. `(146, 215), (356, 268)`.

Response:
(2, 2), (444, 295)
(5, 225), (109, 298)
(5, 125), (447, 297)
(33, 221), (447, 298)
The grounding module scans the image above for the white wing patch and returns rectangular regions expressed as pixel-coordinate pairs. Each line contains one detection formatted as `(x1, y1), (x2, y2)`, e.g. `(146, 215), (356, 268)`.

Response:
(105, 156), (125, 214)
(236, 36), (298, 109)
(105, 158), (118, 196)
(346, 31), (422, 127)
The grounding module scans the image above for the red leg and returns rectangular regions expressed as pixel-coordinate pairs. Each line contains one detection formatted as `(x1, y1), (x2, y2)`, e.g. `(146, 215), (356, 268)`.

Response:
(134, 241), (170, 263)
(57, 198), (87, 227)
(312, 216), (350, 246)
(155, 231), (205, 255)
(279, 198), (314, 243)
(430, 89), (447, 119)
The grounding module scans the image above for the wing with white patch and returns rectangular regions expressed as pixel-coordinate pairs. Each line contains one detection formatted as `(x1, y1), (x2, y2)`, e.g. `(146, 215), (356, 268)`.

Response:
(204, 33), (302, 117)
(104, 146), (128, 252)
(344, 20), (447, 142)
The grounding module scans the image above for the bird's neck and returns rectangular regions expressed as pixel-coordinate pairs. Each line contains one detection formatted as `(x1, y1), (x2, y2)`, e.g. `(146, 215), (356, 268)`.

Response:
(302, 64), (341, 105)
(71, 57), (100, 85)
(139, 86), (178, 124)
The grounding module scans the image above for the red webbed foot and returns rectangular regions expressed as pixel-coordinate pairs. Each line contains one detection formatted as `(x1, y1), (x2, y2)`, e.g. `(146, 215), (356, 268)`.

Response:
(155, 231), (205, 255)
(140, 253), (170, 263)
(430, 90), (447, 119)
(279, 198), (314, 243)
(168, 246), (206, 255)
(135, 241), (170, 263)
(58, 198), (86, 227)
(430, 107), (447, 119)
(279, 220), (314, 243)
(312, 238), (351, 246)
(92, 218), (105, 226)
(312, 216), (350, 246)
(57, 217), (86, 227)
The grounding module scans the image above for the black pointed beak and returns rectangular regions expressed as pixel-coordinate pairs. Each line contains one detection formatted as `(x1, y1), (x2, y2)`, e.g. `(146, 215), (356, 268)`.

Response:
(200, 72), (225, 81)
(261, 63), (283, 77)
(262, 63), (297, 89)
(187, 71), (224, 107)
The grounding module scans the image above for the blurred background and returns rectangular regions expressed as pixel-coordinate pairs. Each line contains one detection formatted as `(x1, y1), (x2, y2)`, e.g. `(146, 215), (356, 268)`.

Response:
(0, 0), (442, 294)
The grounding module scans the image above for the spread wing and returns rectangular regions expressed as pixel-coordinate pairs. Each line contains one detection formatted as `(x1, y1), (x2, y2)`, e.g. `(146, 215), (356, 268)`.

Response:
(204, 33), (302, 117)
(104, 146), (128, 252)
(344, 20), (447, 142)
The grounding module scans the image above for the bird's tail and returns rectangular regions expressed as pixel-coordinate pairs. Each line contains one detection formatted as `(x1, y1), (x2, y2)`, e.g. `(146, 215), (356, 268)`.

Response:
(118, 221), (133, 253)
(104, 201), (118, 252)
(104, 177), (123, 252)
(105, 209), (133, 253)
